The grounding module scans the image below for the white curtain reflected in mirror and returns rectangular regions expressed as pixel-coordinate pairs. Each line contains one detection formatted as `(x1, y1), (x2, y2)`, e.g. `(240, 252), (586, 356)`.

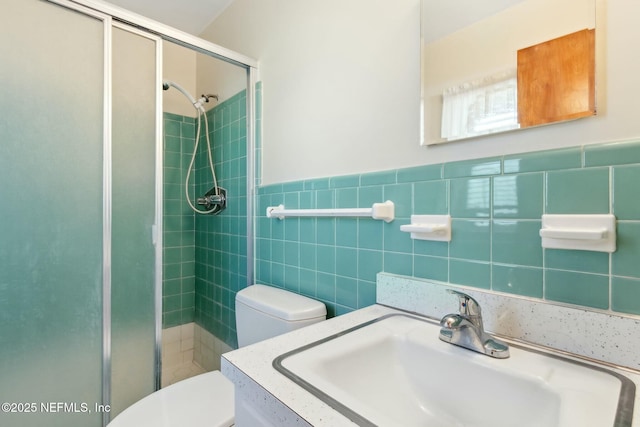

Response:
(441, 69), (518, 140)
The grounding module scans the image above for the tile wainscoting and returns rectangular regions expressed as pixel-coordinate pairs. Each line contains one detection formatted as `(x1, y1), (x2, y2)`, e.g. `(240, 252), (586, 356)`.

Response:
(255, 139), (640, 320)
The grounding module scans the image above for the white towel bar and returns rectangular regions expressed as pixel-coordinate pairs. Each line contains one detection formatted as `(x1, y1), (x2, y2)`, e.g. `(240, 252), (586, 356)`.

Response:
(266, 200), (395, 222)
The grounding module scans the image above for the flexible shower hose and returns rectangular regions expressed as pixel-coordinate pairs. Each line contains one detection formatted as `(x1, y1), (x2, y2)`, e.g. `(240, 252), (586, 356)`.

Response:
(184, 105), (221, 214)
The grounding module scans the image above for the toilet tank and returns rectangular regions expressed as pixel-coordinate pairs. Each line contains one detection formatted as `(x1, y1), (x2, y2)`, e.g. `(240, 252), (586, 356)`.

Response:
(235, 285), (326, 348)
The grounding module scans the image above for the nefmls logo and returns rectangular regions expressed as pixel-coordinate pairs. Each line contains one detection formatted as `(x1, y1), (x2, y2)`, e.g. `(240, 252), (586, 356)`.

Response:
(41, 402), (90, 413)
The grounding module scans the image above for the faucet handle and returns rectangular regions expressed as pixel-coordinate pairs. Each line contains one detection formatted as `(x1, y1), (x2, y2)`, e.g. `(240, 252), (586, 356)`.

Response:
(446, 289), (481, 317)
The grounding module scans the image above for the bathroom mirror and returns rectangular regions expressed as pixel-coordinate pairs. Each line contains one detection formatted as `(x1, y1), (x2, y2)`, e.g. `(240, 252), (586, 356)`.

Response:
(421, 0), (596, 145)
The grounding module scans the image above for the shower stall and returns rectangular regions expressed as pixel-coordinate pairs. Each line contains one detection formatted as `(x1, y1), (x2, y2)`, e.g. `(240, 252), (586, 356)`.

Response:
(160, 41), (254, 384)
(0, 1), (256, 426)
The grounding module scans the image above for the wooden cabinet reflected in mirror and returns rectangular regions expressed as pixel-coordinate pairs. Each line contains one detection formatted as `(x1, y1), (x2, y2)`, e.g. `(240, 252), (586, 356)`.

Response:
(517, 29), (595, 128)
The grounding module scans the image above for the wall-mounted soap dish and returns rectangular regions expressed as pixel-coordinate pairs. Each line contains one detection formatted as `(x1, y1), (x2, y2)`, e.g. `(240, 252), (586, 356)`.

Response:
(400, 215), (451, 242)
(540, 214), (616, 253)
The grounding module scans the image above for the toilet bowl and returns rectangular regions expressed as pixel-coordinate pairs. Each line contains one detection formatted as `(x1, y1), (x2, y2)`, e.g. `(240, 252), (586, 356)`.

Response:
(107, 284), (326, 427)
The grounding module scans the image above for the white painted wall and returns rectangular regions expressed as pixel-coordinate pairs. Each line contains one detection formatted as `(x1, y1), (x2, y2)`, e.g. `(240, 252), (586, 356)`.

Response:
(200, 0), (422, 184)
(201, 0), (640, 185)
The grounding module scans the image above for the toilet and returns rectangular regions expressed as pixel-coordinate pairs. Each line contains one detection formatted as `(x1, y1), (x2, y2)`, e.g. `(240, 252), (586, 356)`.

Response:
(108, 284), (326, 427)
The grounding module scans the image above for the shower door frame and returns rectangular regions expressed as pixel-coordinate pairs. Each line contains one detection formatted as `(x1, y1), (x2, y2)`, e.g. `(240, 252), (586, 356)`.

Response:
(45, 1), (258, 425)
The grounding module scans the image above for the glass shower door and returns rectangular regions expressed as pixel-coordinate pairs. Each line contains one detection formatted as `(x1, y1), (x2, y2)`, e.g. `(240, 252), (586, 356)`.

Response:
(0, 1), (105, 426)
(1, 1), (162, 426)
(110, 24), (160, 419)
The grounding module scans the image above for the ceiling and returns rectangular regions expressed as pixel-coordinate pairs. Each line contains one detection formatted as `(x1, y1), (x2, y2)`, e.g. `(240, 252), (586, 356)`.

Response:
(103, 0), (234, 35)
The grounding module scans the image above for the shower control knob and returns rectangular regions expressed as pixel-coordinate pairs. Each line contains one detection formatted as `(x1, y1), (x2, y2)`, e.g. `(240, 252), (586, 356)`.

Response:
(196, 187), (227, 214)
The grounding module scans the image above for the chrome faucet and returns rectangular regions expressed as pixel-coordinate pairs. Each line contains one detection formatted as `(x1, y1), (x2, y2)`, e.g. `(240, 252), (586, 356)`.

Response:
(439, 289), (510, 359)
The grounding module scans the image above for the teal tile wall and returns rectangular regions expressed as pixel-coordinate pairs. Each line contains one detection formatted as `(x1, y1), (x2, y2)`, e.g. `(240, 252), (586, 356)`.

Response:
(194, 90), (248, 348)
(256, 140), (640, 317)
(163, 113), (196, 328)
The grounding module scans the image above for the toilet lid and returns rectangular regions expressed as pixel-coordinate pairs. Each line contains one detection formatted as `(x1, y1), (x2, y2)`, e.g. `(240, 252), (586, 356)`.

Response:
(107, 371), (234, 427)
(237, 284), (326, 321)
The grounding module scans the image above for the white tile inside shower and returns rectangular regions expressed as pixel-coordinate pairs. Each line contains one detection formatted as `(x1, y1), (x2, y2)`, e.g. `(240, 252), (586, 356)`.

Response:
(161, 323), (206, 387)
(193, 323), (233, 372)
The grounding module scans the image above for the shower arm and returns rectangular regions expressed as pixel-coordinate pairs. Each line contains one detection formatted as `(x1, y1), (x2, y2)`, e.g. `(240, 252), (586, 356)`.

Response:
(201, 94), (219, 102)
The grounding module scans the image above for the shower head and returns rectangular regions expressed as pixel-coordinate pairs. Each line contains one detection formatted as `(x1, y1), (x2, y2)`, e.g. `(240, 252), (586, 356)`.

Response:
(162, 80), (200, 110)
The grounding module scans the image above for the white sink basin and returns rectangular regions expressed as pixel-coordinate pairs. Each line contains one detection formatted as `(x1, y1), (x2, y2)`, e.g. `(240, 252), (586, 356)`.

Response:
(274, 313), (635, 427)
